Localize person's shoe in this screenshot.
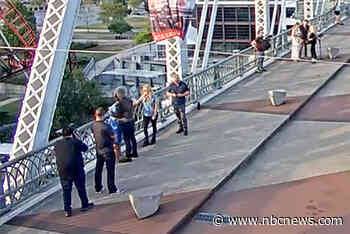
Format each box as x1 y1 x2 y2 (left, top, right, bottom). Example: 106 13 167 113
96 187 105 194
340 22 344 25
150 138 156 145
119 157 132 163
80 202 94 212
256 69 263 73
261 68 267 72
65 210 72 217
183 130 188 136
131 153 138 158
110 188 124 195
176 128 184 134
311 58 317 63
142 141 149 147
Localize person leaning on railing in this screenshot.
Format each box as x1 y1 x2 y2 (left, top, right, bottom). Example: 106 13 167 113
251 28 266 73
134 84 158 147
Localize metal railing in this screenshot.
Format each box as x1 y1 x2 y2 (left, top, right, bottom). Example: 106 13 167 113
0 6 347 215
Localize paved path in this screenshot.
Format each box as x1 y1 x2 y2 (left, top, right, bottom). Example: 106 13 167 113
4 20 350 234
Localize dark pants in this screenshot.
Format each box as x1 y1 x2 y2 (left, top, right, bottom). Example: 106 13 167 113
120 121 138 157
303 42 308 57
60 170 89 212
174 104 188 131
311 42 317 59
256 51 264 70
95 152 117 193
143 114 158 143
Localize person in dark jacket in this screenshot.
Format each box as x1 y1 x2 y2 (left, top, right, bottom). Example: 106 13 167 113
54 126 93 217
299 19 310 58
92 107 120 194
251 28 266 73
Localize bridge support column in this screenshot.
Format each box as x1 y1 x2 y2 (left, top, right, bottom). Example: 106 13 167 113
304 0 314 20
11 0 81 158
255 0 270 36
166 37 187 82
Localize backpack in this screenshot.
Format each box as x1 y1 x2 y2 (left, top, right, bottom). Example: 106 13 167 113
261 39 271 51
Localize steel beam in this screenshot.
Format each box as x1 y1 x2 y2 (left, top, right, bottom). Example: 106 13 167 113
305 0 314 19
255 0 270 36
11 0 81 158
166 37 186 81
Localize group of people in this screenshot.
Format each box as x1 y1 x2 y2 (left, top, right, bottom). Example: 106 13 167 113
291 19 318 63
53 73 190 217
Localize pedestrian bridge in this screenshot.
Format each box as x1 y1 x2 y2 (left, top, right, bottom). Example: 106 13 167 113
2 9 350 234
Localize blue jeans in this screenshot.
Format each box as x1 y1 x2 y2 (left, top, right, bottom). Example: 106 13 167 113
120 121 138 157
60 170 89 212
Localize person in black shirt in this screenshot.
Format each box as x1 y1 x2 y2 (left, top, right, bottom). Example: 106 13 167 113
299 19 310 58
54 126 93 217
308 25 318 63
166 74 190 136
91 107 119 194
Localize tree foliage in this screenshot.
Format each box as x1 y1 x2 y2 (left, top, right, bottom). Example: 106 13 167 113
99 1 128 24
134 24 152 44
1 0 36 47
108 18 132 34
52 69 109 134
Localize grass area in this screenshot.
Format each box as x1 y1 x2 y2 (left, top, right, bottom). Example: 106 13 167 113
126 16 149 29
76 23 108 30
0 100 20 125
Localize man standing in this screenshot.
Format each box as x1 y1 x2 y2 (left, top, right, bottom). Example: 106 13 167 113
167 74 190 136
54 126 93 217
300 19 310 58
92 107 120 194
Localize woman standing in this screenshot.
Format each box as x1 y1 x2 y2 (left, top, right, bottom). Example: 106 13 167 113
291 22 302 62
308 25 318 63
136 84 158 147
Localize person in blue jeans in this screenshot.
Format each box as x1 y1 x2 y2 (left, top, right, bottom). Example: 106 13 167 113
107 101 132 163
114 86 139 159
54 126 94 217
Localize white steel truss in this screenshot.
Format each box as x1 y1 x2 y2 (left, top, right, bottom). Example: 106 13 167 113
166 37 186 81
255 0 270 36
202 0 219 69
304 0 314 20
11 0 81 158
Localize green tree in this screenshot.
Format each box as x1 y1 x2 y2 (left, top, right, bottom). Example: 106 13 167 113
128 0 143 8
99 1 128 24
52 69 109 134
1 0 36 47
108 18 132 34
134 24 152 44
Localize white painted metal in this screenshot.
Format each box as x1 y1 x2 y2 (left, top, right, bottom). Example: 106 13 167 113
278 0 287 34
11 0 81 158
315 0 320 16
304 0 314 19
269 0 279 35
166 37 186 81
191 0 209 73
321 0 326 14
255 0 270 36
202 0 219 69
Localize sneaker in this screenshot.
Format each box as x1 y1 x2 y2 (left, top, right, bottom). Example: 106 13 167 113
119 157 132 163
80 202 94 212
262 68 267 72
176 128 184 134
65 210 72 217
131 153 138 158
96 187 105 194
311 58 317 63
256 69 263 73
110 188 124 195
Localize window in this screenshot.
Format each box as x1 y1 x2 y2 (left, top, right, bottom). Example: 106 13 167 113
286 7 295 18
213 25 223 39
224 7 236 21
237 7 249 22
224 25 237 39
237 25 250 39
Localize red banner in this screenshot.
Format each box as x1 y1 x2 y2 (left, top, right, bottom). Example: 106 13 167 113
148 0 195 42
